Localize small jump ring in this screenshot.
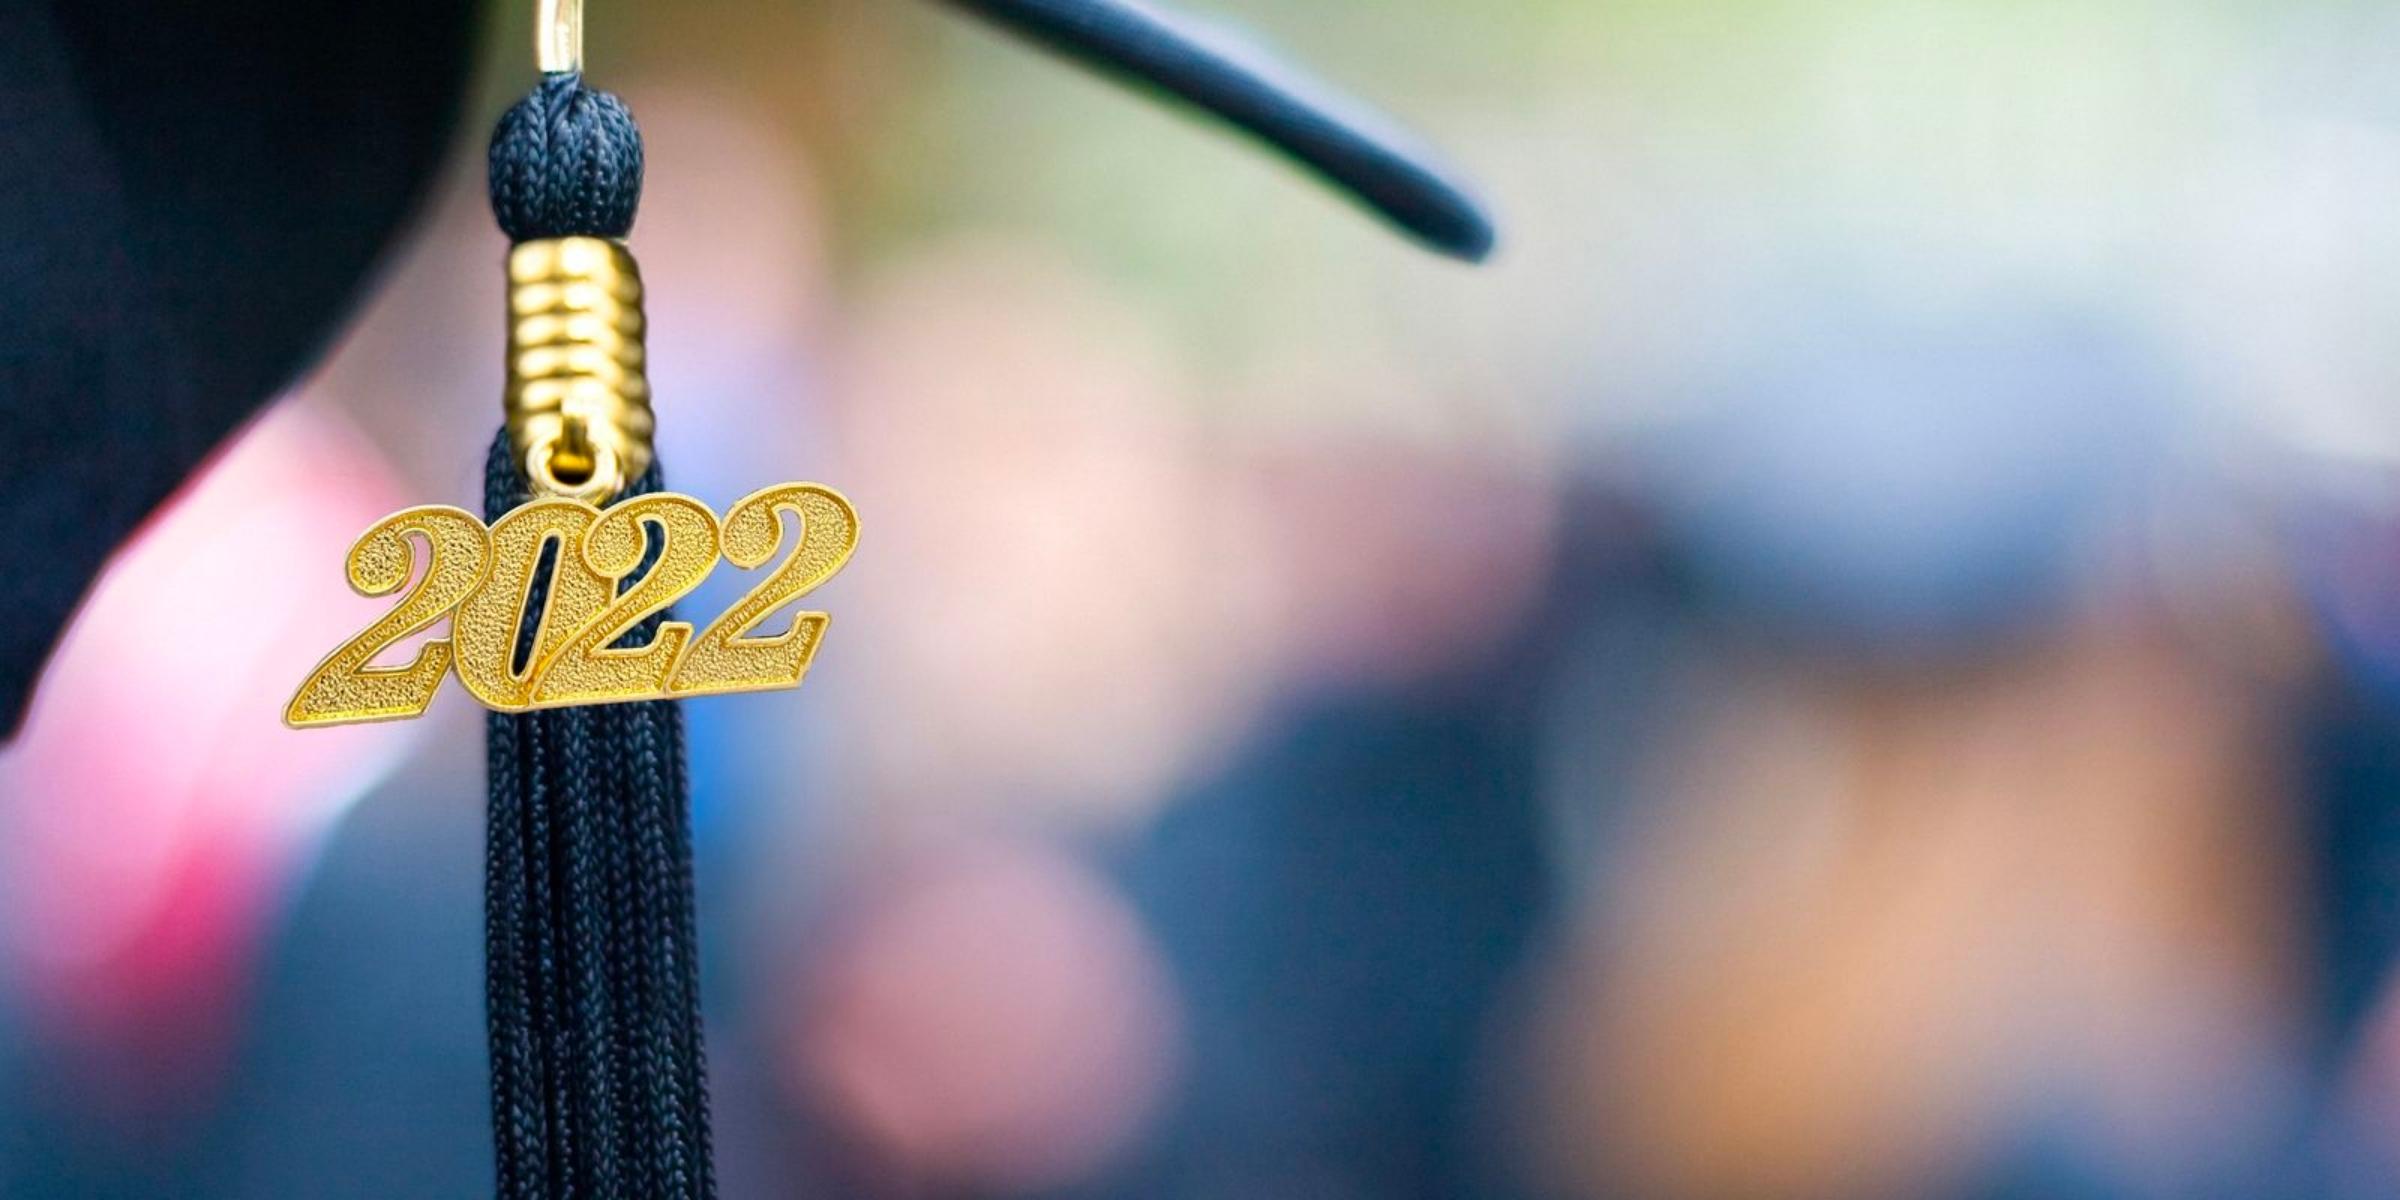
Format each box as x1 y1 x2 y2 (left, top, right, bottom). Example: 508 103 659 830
526 435 622 503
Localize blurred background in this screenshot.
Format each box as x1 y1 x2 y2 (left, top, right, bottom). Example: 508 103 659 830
14 0 2400 1195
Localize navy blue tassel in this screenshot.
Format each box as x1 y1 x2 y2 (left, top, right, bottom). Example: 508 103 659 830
485 74 714 1200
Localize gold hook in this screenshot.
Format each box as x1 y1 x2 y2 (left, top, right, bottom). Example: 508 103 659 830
536 0 583 73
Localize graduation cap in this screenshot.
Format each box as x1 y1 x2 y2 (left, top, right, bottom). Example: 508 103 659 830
0 0 1496 738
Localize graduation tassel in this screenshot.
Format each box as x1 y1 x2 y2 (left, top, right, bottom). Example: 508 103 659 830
285 44 854 1195
481 66 717 1199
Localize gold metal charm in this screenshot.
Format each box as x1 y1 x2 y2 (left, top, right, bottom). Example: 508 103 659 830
285 487 857 728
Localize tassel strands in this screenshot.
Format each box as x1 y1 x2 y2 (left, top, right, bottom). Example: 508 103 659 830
483 72 715 1200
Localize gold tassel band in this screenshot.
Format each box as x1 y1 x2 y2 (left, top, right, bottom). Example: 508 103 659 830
504 236 653 501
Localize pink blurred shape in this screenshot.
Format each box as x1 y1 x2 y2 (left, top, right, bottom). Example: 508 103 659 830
789 838 1183 1191
0 401 420 1112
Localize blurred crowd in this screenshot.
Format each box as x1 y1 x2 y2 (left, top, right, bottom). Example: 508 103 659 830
13 0 2400 1196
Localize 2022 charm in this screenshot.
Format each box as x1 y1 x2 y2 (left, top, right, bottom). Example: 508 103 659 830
285 483 857 728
